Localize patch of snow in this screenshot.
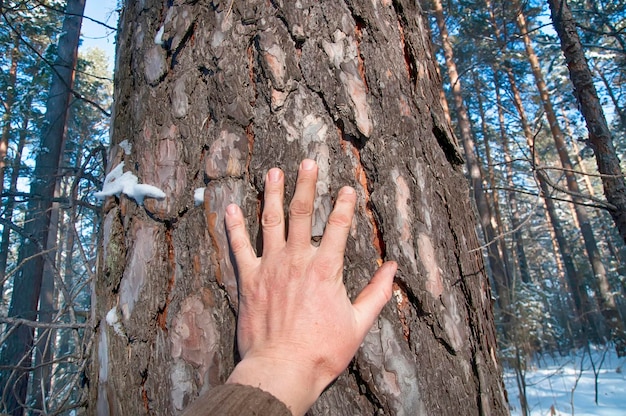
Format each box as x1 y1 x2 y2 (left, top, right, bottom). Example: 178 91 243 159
504 345 626 415
94 162 166 205
118 139 132 155
154 25 165 45
105 307 124 337
194 187 206 206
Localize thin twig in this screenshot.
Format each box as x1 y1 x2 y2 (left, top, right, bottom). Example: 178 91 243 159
0 317 90 329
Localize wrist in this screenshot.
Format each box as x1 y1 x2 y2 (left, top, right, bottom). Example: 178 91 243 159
226 355 326 416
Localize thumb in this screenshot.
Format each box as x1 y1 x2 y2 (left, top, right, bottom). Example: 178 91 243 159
352 261 397 338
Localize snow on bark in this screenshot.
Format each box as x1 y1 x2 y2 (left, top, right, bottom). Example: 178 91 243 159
94 162 166 205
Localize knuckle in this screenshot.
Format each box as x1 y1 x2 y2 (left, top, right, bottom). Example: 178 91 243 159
261 211 283 228
265 184 283 196
226 216 245 232
229 235 250 254
289 199 313 218
327 212 352 229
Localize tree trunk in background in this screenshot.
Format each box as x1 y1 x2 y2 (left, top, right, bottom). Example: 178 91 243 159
504 55 596 332
0 1 85 414
0 106 28 295
493 71 531 285
31 186 61 412
90 1 508 415
548 0 626 246
549 0 626 353
0 33 19 210
514 3 626 354
502 52 599 340
474 75 515 288
485 0 596 341
592 61 626 131
431 0 512 313
566 114 626 278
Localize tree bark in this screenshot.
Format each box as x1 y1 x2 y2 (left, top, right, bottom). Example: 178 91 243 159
90 1 508 415
0 1 85 414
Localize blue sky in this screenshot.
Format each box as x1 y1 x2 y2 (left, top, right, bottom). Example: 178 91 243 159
80 0 119 71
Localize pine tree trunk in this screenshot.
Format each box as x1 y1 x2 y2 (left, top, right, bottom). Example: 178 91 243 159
514 3 626 353
90 1 508 415
31 187 61 411
492 71 531 285
0 1 85 414
0 104 28 295
474 74 515 287
0 33 19 210
548 0 626 354
548 0 626 247
431 0 512 313
501 52 600 340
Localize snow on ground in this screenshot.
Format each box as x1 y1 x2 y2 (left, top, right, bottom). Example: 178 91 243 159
504 346 626 415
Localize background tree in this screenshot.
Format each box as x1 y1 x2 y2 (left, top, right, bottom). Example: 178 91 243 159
90 0 508 414
0 0 86 412
0 1 112 414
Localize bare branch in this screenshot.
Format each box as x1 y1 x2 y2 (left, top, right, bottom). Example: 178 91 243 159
0 317 90 329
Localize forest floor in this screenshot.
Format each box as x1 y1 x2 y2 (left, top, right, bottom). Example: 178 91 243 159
504 345 626 415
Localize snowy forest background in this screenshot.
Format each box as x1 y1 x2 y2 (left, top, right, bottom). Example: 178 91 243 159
0 0 624 414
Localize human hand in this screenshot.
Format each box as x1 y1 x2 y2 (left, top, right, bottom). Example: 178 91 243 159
224 159 396 415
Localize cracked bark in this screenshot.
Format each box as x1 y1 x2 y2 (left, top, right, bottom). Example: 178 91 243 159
90 1 508 415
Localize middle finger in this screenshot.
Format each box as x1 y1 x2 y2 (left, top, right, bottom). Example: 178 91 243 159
287 159 318 249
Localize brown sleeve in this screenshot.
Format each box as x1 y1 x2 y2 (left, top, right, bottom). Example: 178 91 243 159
180 384 293 416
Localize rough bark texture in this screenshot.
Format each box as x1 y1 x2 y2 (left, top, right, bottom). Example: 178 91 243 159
91 1 508 415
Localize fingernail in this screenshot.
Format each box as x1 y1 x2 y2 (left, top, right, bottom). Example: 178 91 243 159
226 204 238 216
341 186 355 195
268 168 281 183
301 159 316 170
